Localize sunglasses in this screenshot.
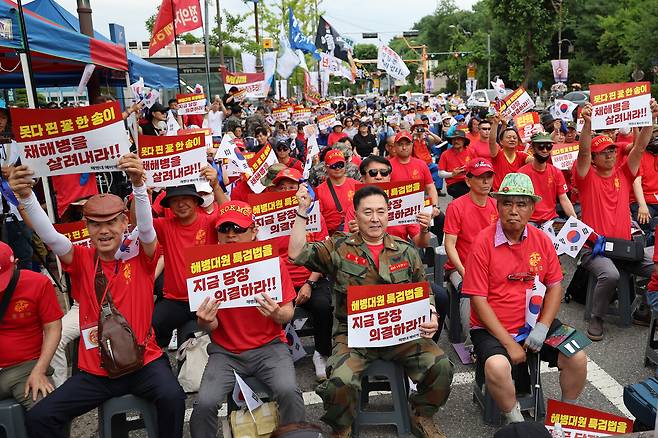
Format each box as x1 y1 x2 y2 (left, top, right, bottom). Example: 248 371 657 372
367 168 391 177
276 145 290 151
217 223 251 234
534 144 553 151
328 162 345 170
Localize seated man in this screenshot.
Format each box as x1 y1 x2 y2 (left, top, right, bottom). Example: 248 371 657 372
190 201 304 437
0 242 62 409
289 185 454 438
12 155 186 438
463 173 587 423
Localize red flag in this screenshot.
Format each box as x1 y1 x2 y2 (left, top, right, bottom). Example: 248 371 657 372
149 0 203 56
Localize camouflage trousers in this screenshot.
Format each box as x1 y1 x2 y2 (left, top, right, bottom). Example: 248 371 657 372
316 334 454 430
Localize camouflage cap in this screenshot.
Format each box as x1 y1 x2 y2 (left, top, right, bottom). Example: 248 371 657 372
259 162 288 188
530 132 554 143
490 173 541 202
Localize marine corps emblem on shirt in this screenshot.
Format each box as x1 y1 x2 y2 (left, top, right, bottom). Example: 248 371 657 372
412 169 419 178
13 299 29 313
529 252 542 272
195 229 207 245
614 177 620 191
122 264 132 283
347 190 354 201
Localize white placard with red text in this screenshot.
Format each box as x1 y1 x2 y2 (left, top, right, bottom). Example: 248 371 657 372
550 143 580 171
184 241 282 311
590 82 652 130
176 93 207 115
248 190 321 240
11 102 130 177
348 282 430 348
138 133 207 187
496 86 535 120
356 180 424 226
246 144 278 194
317 113 337 131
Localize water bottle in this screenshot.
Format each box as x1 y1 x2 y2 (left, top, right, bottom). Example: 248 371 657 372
552 423 565 438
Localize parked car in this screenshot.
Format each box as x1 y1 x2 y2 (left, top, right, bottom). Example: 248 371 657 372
466 88 514 109
542 90 590 125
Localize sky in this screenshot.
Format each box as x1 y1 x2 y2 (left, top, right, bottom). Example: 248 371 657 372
53 0 479 46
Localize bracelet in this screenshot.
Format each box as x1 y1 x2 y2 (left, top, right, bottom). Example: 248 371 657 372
296 211 308 221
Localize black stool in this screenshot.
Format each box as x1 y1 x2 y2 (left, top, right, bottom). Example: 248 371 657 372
98 394 158 438
0 399 27 438
645 309 658 367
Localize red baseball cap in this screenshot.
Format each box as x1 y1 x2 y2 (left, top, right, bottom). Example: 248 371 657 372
395 131 413 143
325 149 345 166
0 242 15 291
272 167 302 185
591 135 618 153
214 201 255 229
466 158 495 176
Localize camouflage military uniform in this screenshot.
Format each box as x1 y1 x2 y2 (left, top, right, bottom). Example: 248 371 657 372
293 232 454 431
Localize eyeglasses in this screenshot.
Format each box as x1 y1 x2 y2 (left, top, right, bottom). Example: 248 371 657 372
507 272 535 282
367 168 391 177
534 144 553 151
328 161 345 170
217 223 251 234
276 145 290 151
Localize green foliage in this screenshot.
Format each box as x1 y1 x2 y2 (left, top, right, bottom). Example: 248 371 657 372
590 63 631 84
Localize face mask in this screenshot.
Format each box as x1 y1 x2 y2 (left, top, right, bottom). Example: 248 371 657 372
647 139 658 154
533 153 551 164
201 193 214 208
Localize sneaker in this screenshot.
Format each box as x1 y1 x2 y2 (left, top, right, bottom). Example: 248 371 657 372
411 415 446 438
331 426 351 438
587 317 604 341
313 350 327 381
633 305 651 327
168 329 178 351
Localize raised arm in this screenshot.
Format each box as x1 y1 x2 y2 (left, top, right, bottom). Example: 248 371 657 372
575 104 593 178
627 98 658 176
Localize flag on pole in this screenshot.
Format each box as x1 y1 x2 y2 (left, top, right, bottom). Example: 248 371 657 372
550 99 579 122
149 0 203 56
288 7 320 60
491 77 508 100
276 24 300 79
315 17 351 63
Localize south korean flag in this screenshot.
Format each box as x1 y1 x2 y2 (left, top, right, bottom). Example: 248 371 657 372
554 216 594 258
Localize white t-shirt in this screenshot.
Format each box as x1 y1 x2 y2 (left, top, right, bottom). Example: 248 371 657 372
203 110 225 136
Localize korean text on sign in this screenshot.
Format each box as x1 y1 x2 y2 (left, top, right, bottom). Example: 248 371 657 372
184 240 282 311
11 101 130 177
496 87 535 119
54 221 91 248
544 399 632 437
347 282 430 348
356 180 424 227
249 190 321 240
590 82 652 130
138 133 208 187
176 93 207 115
246 144 278 194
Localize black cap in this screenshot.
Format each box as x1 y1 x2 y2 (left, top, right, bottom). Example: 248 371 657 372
150 102 169 114
159 185 204 208
447 130 471 146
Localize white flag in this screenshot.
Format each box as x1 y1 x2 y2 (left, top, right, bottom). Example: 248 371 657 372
130 77 145 101
553 216 594 258
126 113 139 148
377 45 410 81
491 77 507 100
233 370 263 421
296 49 309 72
303 135 320 180
551 99 578 122
276 25 300 79
262 51 277 93
241 53 257 73
76 64 96 96
114 227 140 261
166 110 180 135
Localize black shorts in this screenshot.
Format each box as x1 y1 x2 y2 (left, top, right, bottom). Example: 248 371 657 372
470 318 564 370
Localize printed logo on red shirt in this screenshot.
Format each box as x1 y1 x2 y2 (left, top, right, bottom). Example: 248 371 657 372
122 264 132 283
195 229 207 245
13 300 30 313
529 252 543 273
347 190 354 201
345 253 368 266
614 177 620 191
389 261 409 272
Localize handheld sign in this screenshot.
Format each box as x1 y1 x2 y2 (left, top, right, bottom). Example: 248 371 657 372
248 190 321 240
355 180 424 227
138 133 207 187
544 399 632 436
590 81 652 130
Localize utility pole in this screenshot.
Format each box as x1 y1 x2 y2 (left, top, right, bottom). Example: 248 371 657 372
552 0 563 60
251 0 262 72
204 0 212 97
487 32 491 88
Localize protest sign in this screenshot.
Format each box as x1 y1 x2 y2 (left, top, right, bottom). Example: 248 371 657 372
54 221 90 247
138 132 207 187
303 135 320 179
553 216 594 258
550 143 580 170
272 107 290 122
292 106 312 124
178 127 213 148
317 113 337 131
347 282 430 348
545 399 632 436
176 93 207 116
513 112 543 144
248 190 321 240
590 81 652 130
356 180 424 226
495 86 535 119
233 89 247 103
377 45 410 81
184 240 282 311
11 101 130 177
246 144 278 194
221 67 267 98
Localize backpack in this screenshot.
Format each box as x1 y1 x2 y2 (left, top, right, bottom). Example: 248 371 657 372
564 265 589 304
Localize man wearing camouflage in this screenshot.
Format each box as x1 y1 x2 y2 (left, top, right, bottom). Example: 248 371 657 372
289 184 454 438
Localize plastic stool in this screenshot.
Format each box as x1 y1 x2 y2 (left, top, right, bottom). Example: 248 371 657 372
645 310 658 367
584 270 634 327
292 306 315 339
352 360 411 437
0 399 27 438
98 394 158 438
227 376 273 413
472 353 545 425
445 281 463 344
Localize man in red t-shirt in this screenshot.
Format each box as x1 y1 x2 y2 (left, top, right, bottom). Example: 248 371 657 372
152 168 226 348
469 119 495 159
190 201 304 435
462 173 587 424
274 139 304 172
575 102 658 341
315 149 359 235
0 242 62 410
518 132 576 225
12 154 186 438
631 128 658 242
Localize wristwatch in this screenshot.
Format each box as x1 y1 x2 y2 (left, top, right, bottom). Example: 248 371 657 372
304 280 317 289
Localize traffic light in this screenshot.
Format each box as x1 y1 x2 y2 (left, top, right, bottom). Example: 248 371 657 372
362 33 378 39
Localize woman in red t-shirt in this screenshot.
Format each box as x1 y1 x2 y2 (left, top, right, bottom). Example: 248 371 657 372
489 114 533 190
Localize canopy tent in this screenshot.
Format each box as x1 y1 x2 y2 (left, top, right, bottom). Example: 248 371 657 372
24 0 178 89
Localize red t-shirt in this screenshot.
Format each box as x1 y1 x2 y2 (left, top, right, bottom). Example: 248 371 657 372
211 258 296 354
0 270 63 368
491 150 529 191
636 152 658 205
183 114 204 128
52 173 98 218
316 178 359 234
284 157 304 172
367 243 385 269
443 194 498 271
462 223 563 333
389 156 433 186
328 132 348 146
518 163 568 222
576 160 635 240
275 217 329 289
470 138 497 159
154 212 220 300
438 147 474 186
230 179 254 203
63 245 163 376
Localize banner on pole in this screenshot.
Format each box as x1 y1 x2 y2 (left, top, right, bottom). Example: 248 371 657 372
551 59 569 83
149 0 202 56
221 67 267 98
544 399 632 436
377 45 410 81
